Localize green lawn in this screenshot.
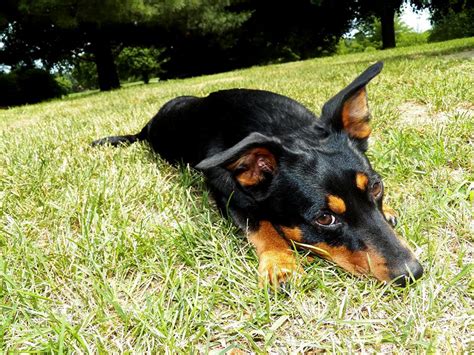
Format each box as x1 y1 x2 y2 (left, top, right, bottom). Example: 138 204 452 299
1 38 473 353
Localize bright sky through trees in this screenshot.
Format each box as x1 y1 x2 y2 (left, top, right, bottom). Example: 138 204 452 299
400 4 431 32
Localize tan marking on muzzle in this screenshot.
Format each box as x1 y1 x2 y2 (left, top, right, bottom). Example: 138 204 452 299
294 241 391 282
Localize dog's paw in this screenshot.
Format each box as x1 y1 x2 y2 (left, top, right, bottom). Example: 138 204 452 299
383 205 398 227
258 250 304 289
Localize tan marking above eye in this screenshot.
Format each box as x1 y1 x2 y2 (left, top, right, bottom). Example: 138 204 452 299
356 172 369 191
327 195 346 214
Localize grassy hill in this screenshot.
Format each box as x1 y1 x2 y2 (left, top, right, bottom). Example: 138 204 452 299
1 38 473 352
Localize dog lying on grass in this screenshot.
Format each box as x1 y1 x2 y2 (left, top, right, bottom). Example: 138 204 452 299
93 62 423 288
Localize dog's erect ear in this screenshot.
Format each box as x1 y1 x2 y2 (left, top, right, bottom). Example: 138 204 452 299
321 62 383 148
196 132 281 187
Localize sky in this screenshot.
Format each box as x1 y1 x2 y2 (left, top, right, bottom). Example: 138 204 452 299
400 4 432 32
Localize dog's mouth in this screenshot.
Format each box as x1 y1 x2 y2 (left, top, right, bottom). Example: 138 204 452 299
292 240 423 285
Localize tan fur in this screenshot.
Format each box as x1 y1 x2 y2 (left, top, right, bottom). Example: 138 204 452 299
249 221 303 287
356 172 369 191
281 226 303 242
327 195 347 214
312 243 391 281
382 204 396 220
227 147 276 186
342 88 372 139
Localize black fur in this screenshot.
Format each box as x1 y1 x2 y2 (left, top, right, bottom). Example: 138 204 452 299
93 62 423 286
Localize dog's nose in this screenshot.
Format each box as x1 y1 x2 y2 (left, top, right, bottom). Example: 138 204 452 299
391 260 424 287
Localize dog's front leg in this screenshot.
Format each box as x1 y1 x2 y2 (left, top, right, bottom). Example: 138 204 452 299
383 204 398 227
248 221 304 288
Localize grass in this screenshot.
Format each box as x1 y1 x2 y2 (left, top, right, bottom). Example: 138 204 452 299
1 37 473 353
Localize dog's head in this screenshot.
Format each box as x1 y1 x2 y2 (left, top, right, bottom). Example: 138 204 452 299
197 62 423 286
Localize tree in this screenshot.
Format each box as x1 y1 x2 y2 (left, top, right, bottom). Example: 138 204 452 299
70 55 98 91
337 15 428 54
222 0 357 67
353 0 426 49
1 0 152 90
429 9 474 41
117 47 167 84
157 0 357 78
428 0 474 41
428 0 472 21
0 0 248 91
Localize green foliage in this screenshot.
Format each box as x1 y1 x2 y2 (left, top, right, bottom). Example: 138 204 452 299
337 16 428 54
71 56 99 91
22 0 158 28
54 74 74 94
428 0 472 21
349 1 427 49
117 47 167 84
397 30 430 47
1 0 250 91
0 68 65 106
429 8 474 42
18 0 250 35
155 0 250 35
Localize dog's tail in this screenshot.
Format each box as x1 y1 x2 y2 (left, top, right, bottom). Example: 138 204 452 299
91 125 148 147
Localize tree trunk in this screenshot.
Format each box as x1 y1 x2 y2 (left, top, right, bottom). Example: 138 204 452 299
380 6 396 49
91 32 120 91
143 72 150 84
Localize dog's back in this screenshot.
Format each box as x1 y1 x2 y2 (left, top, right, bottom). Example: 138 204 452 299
93 89 316 166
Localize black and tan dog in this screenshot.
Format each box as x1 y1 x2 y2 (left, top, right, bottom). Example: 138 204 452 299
93 62 423 287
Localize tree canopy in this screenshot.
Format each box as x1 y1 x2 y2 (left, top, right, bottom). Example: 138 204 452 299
0 0 472 102
0 0 249 90
162 0 357 78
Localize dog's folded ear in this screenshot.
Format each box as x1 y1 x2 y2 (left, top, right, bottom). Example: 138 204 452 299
196 132 281 187
321 61 383 150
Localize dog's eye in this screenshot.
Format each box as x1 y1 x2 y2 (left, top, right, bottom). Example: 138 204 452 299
372 181 383 198
315 213 336 226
